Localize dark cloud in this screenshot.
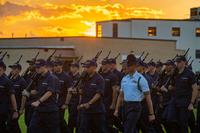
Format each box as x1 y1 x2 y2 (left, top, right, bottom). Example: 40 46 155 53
0 1 33 17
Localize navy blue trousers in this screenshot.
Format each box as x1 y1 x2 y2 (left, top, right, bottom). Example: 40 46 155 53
124 102 142 133
79 113 106 133
175 107 190 133
0 113 9 133
28 111 60 133
7 112 21 133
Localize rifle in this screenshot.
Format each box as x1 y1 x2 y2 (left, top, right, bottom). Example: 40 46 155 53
46 50 56 62
23 52 40 78
105 50 111 59
76 56 83 64
20 52 41 113
172 54 178 62
138 51 145 61
15 55 23 64
188 60 194 68
162 48 190 88
0 52 7 61
26 52 40 64
149 58 153 63
142 52 149 62
93 50 102 62
114 53 120 60
186 56 192 64
184 48 190 57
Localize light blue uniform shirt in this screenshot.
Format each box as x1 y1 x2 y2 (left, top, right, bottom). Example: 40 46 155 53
121 71 150 102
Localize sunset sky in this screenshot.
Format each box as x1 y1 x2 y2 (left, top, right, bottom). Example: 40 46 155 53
0 0 200 38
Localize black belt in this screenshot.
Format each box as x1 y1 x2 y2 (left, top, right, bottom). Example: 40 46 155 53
124 101 141 104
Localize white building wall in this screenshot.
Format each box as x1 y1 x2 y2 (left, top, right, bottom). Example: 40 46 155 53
98 19 200 71
118 21 131 38
100 22 113 37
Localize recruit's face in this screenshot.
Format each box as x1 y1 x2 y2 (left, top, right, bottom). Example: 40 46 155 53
101 64 110 72
176 61 185 70
111 63 116 69
86 66 96 74
36 66 45 74
11 68 21 75
70 66 78 73
156 66 162 73
128 64 136 73
54 65 63 73
148 66 156 73
0 67 5 76
47 66 54 73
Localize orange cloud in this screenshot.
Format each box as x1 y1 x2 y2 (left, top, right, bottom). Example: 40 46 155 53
0 1 165 37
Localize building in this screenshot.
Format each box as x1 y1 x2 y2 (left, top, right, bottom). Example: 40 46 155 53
96 7 200 71
1 7 200 73
0 36 183 74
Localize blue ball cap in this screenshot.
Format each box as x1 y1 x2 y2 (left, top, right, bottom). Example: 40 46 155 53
46 61 54 67
164 60 175 66
81 60 97 68
148 61 156 67
34 59 47 68
175 55 186 62
108 58 116 64
156 61 163 67
71 62 80 68
54 60 64 66
9 63 22 70
101 58 110 65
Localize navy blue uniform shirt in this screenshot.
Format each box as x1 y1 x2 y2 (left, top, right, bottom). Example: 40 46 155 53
10 75 27 109
35 72 59 112
0 74 14 113
80 72 105 114
54 72 72 106
69 72 80 105
100 71 118 110
173 68 196 107
145 72 159 89
113 69 123 83
24 73 41 106
159 74 174 106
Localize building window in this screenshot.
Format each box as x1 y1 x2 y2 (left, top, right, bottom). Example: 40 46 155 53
148 27 157 36
196 28 200 37
191 8 198 16
113 23 118 38
96 24 102 37
196 50 200 59
60 37 64 41
172 27 180 36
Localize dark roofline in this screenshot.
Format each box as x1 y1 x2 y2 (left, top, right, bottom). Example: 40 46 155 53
0 36 177 42
0 36 95 40
96 18 200 23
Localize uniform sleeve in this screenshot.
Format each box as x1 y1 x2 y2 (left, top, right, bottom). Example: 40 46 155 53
7 79 15 94
47 76 56 93
111 74 118 87
139 76 150 93
21 78 28 90
189 71 197 86
96 76 105 95
120 78 125 92
65 74 73 89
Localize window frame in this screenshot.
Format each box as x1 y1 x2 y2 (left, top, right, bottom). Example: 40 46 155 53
171 27 181 37
148 27 157 37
